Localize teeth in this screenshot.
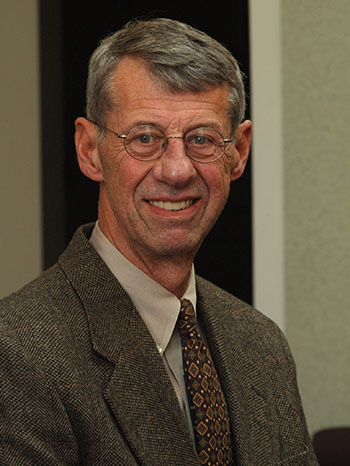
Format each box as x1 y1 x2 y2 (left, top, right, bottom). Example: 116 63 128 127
149 200 194 211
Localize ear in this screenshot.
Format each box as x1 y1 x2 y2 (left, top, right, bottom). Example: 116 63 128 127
230 120 252 182
74 117 104 182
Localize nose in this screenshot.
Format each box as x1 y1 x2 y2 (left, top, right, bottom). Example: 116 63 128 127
152 137 197 187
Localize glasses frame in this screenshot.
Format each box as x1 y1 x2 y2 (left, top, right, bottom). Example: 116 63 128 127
89 120 233 164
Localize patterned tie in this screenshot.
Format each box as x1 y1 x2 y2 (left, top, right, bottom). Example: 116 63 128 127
177 299 234 465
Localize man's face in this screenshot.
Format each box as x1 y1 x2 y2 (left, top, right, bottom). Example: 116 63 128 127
77 57 250 266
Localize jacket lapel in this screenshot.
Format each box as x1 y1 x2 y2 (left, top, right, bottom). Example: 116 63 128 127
59 225 200 465
196 280 276 465
86 295 199 465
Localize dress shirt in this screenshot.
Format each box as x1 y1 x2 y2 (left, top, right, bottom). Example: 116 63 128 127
90 222 197 438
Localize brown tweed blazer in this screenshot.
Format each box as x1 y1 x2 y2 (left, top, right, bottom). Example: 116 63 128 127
0 224 318 465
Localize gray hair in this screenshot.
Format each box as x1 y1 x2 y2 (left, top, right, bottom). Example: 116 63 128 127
86 18 246 133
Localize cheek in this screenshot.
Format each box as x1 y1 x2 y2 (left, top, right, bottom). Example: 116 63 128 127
200 164 232 208
101 151 152 205
98 150 128 202
222 149 237 171
215 176 231 207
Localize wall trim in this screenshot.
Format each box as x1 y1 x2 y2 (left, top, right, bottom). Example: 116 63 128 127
249 0 285 330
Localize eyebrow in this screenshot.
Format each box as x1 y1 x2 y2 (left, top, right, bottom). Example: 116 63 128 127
125 120 226 134
186 121 224 133
127 120 161 129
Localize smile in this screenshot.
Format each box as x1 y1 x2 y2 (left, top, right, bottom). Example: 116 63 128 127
148 200 195 211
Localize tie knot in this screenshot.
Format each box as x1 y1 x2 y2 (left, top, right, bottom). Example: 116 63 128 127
177 299 197 338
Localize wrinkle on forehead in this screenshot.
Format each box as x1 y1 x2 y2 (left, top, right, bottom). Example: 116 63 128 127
108 56 231 125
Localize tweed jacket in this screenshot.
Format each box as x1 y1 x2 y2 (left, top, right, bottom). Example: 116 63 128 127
0 224 318 465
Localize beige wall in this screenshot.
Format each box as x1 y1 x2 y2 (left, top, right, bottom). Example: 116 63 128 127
0 0 42 298
251 0 350 435
282 0 350 434
250 0 285 330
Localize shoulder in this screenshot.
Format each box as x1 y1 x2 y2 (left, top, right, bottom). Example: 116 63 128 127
0 223 95 330
0 264 74 358
0 264 66 321
196 275 292 367
196 275 279 331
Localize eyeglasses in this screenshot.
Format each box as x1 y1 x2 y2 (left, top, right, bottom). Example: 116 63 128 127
89 121 232 163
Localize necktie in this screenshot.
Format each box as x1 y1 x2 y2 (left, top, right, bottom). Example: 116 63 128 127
177 299 233 465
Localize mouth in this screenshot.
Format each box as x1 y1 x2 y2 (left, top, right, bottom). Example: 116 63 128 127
148 199 195 211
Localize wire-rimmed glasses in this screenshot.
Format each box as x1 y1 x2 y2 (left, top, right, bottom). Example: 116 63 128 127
89 121 232 163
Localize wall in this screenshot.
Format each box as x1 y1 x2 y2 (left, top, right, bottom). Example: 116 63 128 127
251 0 350 435
250 0 285 330
282 0 350 434
0 0 42 299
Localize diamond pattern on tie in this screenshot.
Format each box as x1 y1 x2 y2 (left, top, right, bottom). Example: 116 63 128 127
177 299 233 465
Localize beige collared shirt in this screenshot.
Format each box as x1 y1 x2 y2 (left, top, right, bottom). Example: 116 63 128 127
90 222 196 437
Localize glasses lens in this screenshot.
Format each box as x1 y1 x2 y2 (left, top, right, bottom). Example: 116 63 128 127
125 125 164 160
185 128 225 162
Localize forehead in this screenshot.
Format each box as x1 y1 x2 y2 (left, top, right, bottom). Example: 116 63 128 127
109 57 231 130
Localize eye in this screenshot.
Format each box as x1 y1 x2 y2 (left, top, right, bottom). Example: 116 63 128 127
137 133 155 144
192 135 209 145
186 131 215 147
127 126 163 145
185 128 225 161
125 125 164 159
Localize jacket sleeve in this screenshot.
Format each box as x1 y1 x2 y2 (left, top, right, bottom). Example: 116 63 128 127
0 317 79 466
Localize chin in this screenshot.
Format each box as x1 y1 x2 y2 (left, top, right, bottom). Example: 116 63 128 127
149 235 202 258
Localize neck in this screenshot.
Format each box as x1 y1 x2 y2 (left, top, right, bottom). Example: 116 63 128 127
137 256 193 298
98 220 194 299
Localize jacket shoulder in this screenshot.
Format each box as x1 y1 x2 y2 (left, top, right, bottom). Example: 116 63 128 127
0 263 71 325
0 223 96 328
196 275 279 330
196 275 292 367
0 261 86 375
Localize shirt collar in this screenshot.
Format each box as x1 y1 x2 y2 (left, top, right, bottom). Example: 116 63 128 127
90 222 197 354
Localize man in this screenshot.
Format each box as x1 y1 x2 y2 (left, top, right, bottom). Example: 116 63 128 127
0 18 318 465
